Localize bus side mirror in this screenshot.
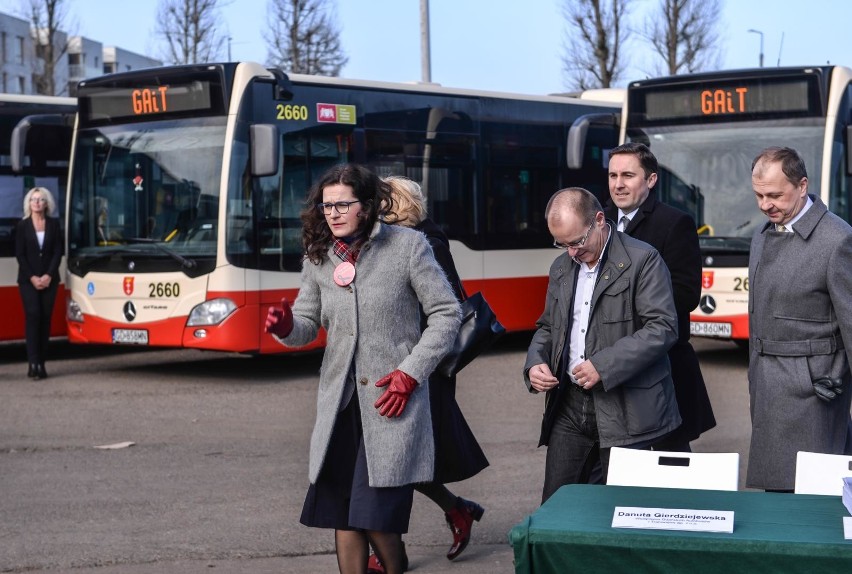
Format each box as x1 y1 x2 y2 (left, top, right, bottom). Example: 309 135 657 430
10 119 29 172
566 113 619 170
250 124 279 177
847 125 852 176
11 113 74 173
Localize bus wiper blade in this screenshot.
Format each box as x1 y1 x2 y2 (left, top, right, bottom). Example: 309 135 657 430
125 237 197 269
698 236 751 253
71 250 116 272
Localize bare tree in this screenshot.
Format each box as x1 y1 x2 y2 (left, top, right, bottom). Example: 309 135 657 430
562 0 632 90
642 0 721 75
265 0 348 76
26 0 72 95
155 0 226 65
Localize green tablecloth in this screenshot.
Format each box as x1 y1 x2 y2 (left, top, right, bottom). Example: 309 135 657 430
509 484 852 573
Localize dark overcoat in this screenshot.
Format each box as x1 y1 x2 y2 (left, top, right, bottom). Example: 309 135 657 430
606 194 716 442
747 195 852 490
416 218 489 483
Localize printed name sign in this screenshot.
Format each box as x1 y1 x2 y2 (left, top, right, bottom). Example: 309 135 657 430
612 506 734 533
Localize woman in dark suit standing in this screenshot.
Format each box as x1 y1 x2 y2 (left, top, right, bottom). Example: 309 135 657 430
16 187 63 379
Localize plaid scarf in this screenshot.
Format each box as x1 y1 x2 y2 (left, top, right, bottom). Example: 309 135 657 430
332 238 360 264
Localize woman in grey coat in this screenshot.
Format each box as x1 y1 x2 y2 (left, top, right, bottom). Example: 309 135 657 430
265 164 461 574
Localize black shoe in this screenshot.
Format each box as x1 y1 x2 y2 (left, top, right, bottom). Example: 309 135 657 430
27 363 37 378
36 363 48 379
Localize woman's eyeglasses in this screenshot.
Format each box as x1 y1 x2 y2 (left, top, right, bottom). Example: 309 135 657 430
30 197 46 203
316 200 360 215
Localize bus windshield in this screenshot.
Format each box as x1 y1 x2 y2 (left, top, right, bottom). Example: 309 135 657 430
628 118 824 250
68 116 226 268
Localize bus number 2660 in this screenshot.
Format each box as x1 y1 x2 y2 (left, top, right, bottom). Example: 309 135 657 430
149 282 180 297
276 104 309 121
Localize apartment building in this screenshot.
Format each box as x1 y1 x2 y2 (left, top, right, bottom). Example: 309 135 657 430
0 10 161 96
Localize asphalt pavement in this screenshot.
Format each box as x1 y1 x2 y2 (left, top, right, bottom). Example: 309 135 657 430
0 335 750 573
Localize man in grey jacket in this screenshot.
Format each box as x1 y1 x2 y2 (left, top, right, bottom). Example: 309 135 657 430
747 146 852 491
524 187 681 503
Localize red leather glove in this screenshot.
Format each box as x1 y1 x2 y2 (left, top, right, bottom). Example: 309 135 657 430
264 298 293 338
374 370 418 418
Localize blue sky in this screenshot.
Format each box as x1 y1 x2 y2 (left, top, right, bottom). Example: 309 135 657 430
4 0 851 94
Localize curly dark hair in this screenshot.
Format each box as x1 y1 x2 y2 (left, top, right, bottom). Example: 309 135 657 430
301 164 394 264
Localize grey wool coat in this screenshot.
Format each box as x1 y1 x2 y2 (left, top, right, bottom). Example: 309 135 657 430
524 227 682 448
277 222 461 488
747 194 852 490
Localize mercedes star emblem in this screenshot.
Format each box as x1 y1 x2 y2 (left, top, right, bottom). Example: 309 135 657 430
123 301 137 322
699 294 717 315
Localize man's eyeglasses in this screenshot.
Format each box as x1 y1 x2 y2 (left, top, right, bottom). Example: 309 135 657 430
553 221 594 249
316 200 360 215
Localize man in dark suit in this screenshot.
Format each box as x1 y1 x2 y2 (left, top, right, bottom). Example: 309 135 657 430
604 143 716 451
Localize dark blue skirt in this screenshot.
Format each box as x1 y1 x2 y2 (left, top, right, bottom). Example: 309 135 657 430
299 393 414 533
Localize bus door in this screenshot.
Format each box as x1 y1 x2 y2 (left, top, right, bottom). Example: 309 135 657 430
359 105 479 288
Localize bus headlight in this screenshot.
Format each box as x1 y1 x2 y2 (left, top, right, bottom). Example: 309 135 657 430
67 298 84 323
186 298 237 326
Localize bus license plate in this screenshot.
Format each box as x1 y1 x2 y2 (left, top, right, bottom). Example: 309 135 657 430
690 322 732 338
112 329 149 345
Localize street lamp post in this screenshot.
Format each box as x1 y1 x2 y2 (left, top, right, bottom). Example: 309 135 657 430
420 0 431 83
748 29 764 68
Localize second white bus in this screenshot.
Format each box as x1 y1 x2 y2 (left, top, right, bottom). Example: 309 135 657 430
620 66 852 343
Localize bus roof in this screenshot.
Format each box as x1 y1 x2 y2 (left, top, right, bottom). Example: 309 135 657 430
628 65 848 88
0 93 76 106
286 71 622 108
81 61 620 110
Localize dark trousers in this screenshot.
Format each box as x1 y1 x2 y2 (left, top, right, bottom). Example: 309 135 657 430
19 281 58 365
652 433 692 453
542 385 612 504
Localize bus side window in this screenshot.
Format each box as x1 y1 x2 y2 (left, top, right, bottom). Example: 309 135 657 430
0 219 15 257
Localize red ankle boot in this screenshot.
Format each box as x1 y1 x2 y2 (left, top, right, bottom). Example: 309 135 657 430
367 541 407 573
444 497 485 560
367 552 385 574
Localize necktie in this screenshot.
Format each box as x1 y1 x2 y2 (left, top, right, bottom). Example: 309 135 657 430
776 224 787 232
619 216 630 232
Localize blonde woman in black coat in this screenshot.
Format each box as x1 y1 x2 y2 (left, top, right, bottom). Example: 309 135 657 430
16 187 64 379
376 176 488 571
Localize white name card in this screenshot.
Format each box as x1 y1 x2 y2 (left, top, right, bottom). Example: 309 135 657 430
844 516 852 540
612 506 734 533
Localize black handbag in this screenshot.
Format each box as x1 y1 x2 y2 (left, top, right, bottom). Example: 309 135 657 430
437 291 506 377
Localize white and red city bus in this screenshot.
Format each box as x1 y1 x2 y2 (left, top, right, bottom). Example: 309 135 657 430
62 62 621 353
0 93 75 342
619 66 852 344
